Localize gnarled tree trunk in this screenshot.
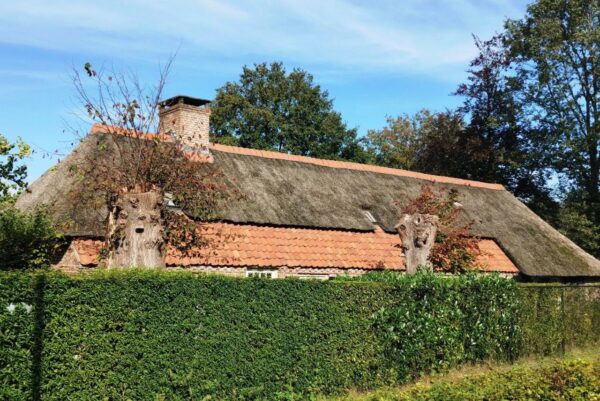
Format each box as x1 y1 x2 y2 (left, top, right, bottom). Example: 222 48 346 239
396 213 438 274
107 191 165 268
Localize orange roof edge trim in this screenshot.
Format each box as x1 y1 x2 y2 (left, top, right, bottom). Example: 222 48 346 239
90 124 504 190
209 143 505 190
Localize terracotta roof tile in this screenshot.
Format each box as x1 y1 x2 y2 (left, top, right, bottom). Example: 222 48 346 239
161 222 518 273
71 239 104 266
163 222 403 270
477 239 519 273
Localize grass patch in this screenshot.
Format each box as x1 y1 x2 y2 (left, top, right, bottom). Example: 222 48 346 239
319 348 600 401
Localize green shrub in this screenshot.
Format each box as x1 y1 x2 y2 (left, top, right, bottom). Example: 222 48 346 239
0 270 598 400
399 358 600 401
518 285 600 356
356 272 520 380
0 206 62 270
323 353 600 401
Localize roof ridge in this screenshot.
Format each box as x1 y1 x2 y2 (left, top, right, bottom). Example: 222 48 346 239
90 124 504 190
210 143 505 190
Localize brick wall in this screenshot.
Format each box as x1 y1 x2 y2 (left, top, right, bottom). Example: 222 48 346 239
181 265 370 278
158 103 211 151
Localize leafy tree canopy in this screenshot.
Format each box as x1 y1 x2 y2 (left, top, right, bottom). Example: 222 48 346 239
210 62 367 162
0 134 30 202
363 109 465 175
505 0 600 222
455 34 558 220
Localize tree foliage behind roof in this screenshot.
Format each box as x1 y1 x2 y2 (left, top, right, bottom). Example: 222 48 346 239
503 0 600 255
505 0 600 209
362 109 465 175
454 34 553 211
210 62 368 162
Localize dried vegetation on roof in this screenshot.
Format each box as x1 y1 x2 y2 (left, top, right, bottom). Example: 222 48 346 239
16 132 600 278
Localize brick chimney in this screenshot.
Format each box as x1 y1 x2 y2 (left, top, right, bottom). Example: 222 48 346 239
158 95 211 153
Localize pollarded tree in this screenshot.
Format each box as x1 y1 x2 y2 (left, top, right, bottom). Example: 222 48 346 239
210 62 367 162
70 61 233 267
399 185 481 273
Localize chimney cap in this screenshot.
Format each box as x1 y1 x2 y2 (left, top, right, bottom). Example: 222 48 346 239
159 95 211 108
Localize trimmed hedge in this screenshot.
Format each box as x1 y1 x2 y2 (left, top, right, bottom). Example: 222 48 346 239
355 272 521 380
2 271 395 400
0 270 598 400
518 284 600 356
323 353 600 401
0 273 35 401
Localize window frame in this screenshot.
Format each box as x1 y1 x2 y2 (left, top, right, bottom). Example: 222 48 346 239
245 269 278 279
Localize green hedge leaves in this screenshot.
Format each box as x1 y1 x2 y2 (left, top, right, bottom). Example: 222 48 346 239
364 272 521 380
0 270 598 400
518 284 600 356
323 353 600 401
2 271 394 400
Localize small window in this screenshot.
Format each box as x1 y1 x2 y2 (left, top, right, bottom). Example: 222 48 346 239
246 269 278 279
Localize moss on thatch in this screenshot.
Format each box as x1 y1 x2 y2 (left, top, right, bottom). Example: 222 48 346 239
16 133 600 278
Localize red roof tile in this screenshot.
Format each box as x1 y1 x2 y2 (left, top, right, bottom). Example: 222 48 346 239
477 239 518 273
163 222 517 273
72 239 104 266
73 223 517 273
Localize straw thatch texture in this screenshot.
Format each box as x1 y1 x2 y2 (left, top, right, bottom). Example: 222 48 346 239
16 133 600 278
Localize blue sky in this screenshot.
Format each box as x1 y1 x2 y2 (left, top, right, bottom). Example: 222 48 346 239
0 0 529 181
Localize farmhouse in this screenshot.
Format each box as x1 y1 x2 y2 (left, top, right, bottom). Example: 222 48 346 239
16 96 600 281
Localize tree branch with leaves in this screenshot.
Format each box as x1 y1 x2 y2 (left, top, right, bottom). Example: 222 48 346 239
399 185 481 273
0 134 30 202
69 60 234 267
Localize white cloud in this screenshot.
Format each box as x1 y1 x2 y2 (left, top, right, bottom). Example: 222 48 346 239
0 0 528 78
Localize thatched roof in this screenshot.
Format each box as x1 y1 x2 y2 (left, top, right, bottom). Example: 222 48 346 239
16 132 600 279
16 135 110 237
